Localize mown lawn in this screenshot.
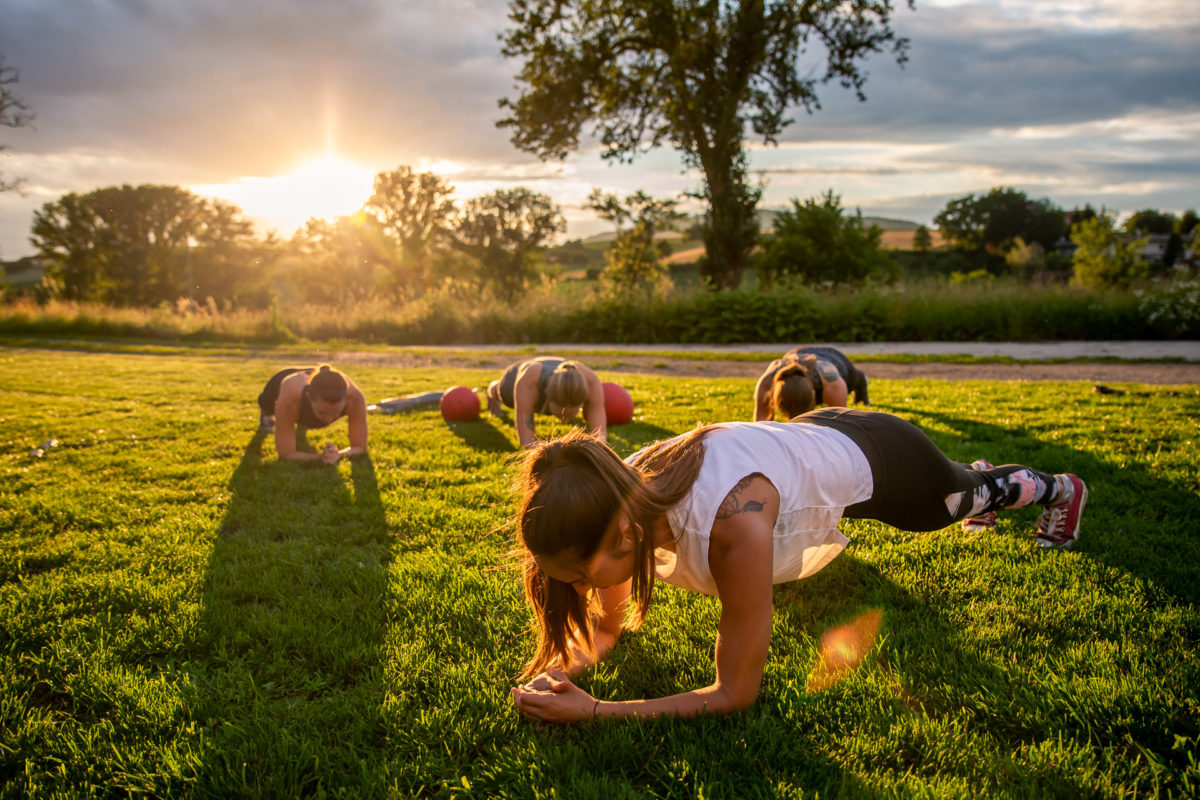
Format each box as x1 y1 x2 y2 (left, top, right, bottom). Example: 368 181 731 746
1 346 1197 799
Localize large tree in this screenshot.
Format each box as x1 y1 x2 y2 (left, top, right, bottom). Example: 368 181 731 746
1124 209 1176 236
499 0 912 289
1 55 34 194
283 214 392 304
451 188 564 301
363 166 456 292
31 184 258 305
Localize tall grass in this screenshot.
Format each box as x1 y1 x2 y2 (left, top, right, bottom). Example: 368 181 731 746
1 278 1195 346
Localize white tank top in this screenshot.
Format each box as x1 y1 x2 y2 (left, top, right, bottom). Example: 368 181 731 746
638 422 874 596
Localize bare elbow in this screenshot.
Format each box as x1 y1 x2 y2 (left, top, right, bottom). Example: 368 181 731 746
730 690 759 713
715 683 761 714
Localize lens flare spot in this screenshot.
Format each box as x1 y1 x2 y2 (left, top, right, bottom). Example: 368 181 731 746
806 608 883 692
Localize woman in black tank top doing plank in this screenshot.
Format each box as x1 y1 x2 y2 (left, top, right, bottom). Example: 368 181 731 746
486 357 607 448
256 364 369 464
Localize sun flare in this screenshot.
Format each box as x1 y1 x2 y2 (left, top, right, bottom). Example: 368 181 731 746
193 155 376 236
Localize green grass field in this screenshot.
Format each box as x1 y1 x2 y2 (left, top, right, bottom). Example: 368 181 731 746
1 347 1198 798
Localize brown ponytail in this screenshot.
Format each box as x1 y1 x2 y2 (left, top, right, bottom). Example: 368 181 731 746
308 364 348 403
544 361 588 408
773 363 815 419
514 426 709 679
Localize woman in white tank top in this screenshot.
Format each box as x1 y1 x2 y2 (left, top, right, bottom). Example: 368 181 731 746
509 409 1087 725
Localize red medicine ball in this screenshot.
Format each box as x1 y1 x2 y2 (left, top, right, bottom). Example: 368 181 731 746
440 386 480 422
602 381 634 425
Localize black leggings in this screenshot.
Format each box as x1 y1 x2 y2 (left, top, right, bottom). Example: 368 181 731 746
794 408 1057 532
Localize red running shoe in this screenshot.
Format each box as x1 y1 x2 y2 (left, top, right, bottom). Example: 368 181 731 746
1036 474 1088 549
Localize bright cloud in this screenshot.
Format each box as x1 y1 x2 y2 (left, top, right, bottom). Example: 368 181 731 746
191 155 376 238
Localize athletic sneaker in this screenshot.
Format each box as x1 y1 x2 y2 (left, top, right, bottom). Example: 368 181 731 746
259 414 275 431
1036 474 1088 549
961 460 997 533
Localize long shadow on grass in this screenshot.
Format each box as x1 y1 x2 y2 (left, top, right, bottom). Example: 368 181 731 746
445 419 517 453
189 430 391 797
902 405 1200 606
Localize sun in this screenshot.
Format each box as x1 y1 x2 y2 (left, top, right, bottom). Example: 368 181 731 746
193 155 376 236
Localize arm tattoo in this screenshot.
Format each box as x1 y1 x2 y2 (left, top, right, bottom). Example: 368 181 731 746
715 475 766 519
816 361 841 384
522 413 535 431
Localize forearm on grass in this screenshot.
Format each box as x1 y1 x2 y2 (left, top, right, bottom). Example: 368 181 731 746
594 682 754 721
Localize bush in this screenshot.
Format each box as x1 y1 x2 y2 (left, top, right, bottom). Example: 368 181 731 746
1071 216 1149 288
1140 278 1200 337
1 279 1189 345
756 192 894 287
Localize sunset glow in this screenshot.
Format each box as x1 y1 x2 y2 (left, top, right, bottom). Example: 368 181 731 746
193 155 376 237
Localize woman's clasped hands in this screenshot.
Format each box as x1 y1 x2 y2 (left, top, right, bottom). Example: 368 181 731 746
511 668 599 725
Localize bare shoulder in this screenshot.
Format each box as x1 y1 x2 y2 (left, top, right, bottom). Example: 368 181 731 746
345 382 368 408
710 474 780 548
278 371 306 399
708 474 778 582
516 359 544 383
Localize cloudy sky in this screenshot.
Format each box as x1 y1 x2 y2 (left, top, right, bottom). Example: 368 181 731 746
1 0 1197 259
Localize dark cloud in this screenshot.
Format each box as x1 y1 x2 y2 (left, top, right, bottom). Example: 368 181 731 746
777 5 1200 142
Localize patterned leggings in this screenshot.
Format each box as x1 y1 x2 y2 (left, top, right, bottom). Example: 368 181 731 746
795 408 1061 532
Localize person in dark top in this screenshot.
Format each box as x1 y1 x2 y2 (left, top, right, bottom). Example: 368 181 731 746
257 364 368 464
753 346 870 421
486 356 607 448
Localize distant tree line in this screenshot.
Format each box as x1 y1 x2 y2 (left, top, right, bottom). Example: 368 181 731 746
22 168 565 307
14 177 1197 307
929 186 1197 288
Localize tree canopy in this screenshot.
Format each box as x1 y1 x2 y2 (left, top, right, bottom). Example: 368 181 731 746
911 224 932 253
283 214 392 305
1070 215 1148 289
588 189 683 296
31 185 260 305
450 188 564 302
1 55 34 194
934 187 1065 253
499 0 912 289
1124 209 1177 236
363 166 456 293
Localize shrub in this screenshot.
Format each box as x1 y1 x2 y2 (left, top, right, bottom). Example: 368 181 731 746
1071 216 1149 288
1140 279 1200 337
598 221 672 300
756 191 893 287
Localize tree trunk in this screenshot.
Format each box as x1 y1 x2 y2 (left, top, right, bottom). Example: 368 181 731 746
700 151 759 290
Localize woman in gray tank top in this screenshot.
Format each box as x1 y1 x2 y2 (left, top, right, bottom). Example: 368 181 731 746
486 356 608 448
